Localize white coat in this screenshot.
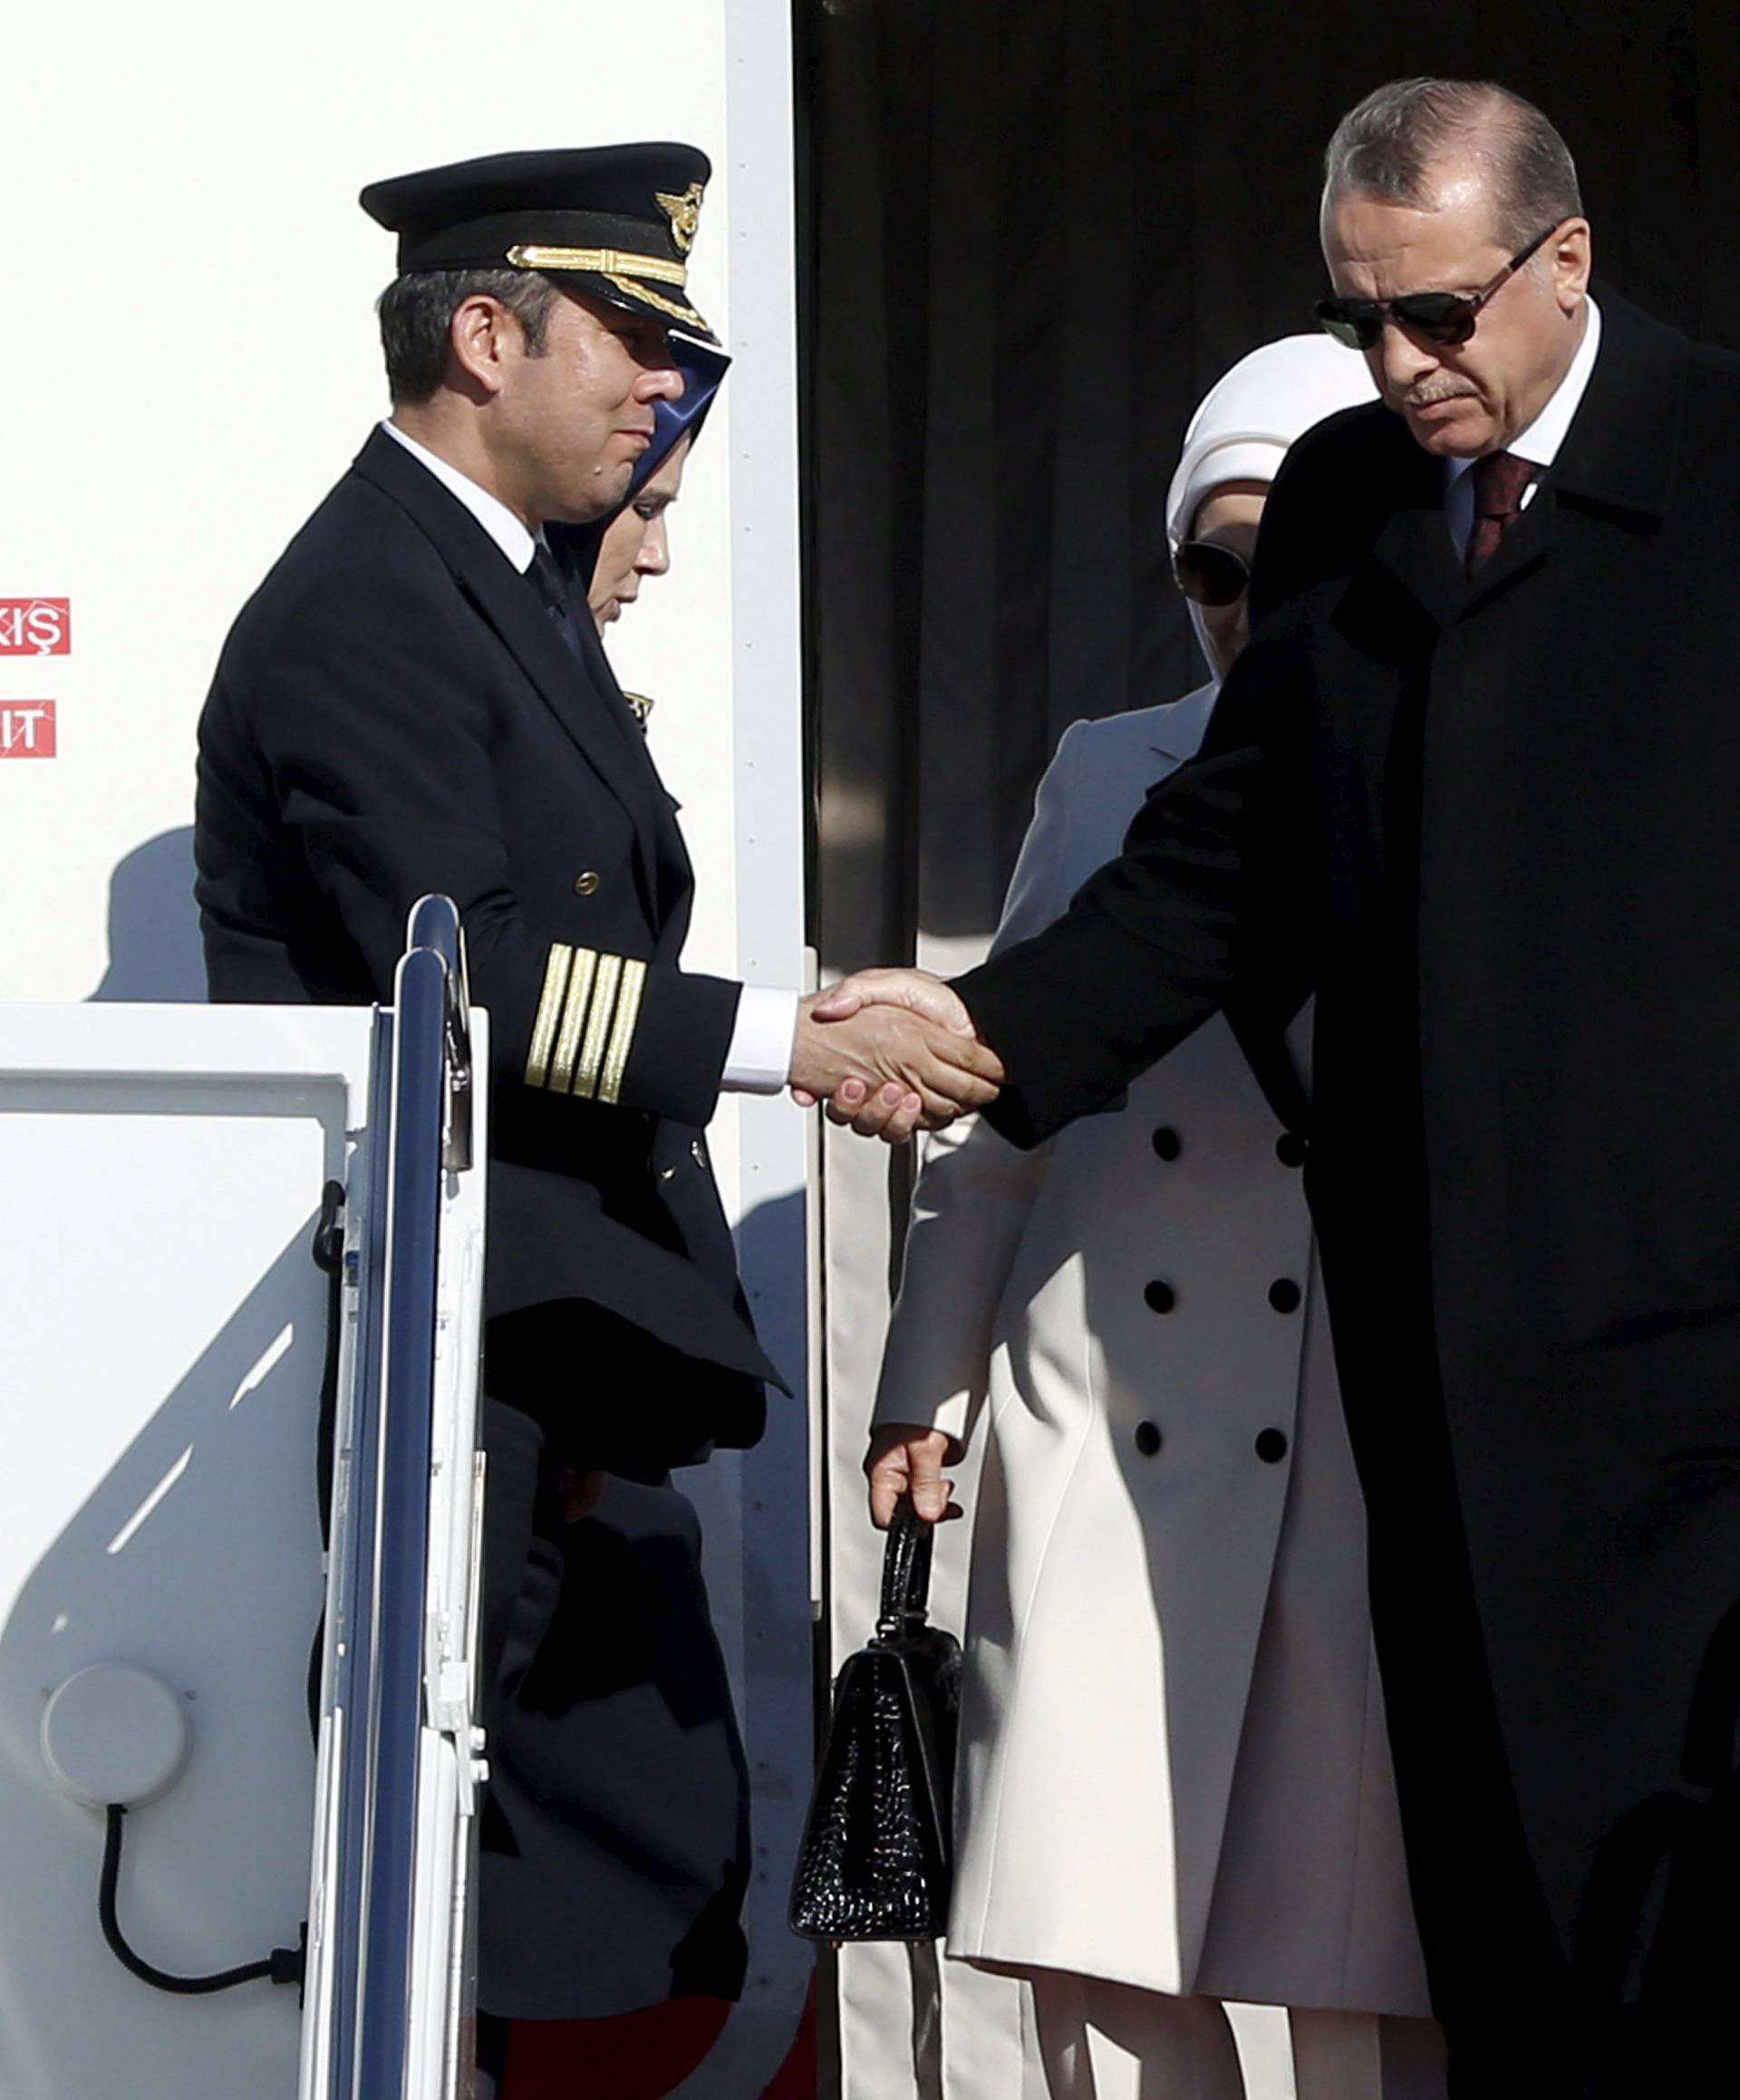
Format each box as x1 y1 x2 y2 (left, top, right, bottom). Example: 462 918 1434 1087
873 689 1432 2018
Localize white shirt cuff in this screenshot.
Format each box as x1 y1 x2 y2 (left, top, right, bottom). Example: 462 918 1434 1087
721 985 800 1094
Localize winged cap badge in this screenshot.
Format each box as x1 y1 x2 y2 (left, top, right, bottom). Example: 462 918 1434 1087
654 180 705 256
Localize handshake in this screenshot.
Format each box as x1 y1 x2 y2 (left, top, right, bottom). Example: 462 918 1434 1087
787 968 1003 1145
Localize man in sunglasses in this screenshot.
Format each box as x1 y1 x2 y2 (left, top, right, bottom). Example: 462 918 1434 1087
817 75 1740 2097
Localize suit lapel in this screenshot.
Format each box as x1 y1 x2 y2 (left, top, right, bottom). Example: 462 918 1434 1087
1367 435 1465 631
353 427 681 921
1378 294 1686 628
1459 295 1685 617
1544 289 1684 523
568 609 696 931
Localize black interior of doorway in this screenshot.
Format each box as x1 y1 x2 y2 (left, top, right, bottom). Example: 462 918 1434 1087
796 1 1740 975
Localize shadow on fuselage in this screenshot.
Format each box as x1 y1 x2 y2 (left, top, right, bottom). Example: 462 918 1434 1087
88 827 206 1003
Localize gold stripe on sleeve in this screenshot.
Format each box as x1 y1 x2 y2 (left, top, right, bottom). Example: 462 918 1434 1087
525 944 574 1089
550 946 599 1095
597 958 647 1107
573 953 624 1100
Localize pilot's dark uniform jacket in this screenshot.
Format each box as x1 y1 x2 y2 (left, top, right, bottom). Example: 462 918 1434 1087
954 291 1740 2096
195 148 778 1480
193 146 772 2031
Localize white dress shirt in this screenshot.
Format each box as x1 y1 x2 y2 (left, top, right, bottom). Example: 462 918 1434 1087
379 421 798 1092
382 417 537 570
1443 296 1602 560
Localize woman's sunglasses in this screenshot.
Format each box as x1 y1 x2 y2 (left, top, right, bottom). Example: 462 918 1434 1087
1315 221 1561 353
1174 540 1250 608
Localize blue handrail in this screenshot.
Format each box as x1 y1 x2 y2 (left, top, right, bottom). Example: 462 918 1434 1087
318 897 471 2100
354 944 445 2096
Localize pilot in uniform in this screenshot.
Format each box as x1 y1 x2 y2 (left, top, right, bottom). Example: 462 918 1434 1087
192 147 792 2070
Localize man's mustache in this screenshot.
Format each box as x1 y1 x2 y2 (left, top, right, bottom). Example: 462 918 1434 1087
1399 382 1479 409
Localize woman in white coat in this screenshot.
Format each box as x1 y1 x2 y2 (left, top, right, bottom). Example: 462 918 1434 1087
868 337 1445 2100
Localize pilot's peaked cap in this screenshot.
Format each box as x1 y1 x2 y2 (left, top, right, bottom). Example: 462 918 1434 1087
361 143 716 344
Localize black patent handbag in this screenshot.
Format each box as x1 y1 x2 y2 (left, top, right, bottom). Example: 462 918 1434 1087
788 1496 962 1941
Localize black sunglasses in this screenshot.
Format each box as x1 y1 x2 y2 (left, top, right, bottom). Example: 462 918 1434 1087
1174 539 1250 608
1315 221 1561 352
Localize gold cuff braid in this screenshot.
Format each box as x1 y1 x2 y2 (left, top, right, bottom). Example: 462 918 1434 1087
549 947 598 1095
524 945 573 1090
525 944 647 1104
573 953 624 1101
599 960 647 1107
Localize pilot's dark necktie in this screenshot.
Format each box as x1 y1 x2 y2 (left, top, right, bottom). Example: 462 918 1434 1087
1465 450 1536 578
527 543 587 660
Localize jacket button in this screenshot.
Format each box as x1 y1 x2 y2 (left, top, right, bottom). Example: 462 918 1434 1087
1144 1280 1176 1314
1134 1421 1163 1457
658 1166 676 1182
1255 1427 1289 1464
574 871 601 895
1150 1127 1182 1162
1276 1132 1308 1167
1268 1279 1302 1313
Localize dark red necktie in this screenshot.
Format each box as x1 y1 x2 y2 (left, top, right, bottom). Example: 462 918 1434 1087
1464 450 1536 578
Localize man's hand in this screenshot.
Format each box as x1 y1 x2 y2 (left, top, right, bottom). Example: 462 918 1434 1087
810 966 977 1036
791 969 1000 1140
865 1421 961 1529
788 995 1003 1145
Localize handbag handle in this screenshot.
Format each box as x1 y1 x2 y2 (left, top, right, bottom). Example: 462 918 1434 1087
876 1495 935 1640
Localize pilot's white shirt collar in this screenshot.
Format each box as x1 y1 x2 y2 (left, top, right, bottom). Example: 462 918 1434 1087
380 419 538 574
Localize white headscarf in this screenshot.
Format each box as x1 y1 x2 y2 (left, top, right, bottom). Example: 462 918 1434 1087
1166 333 1378 551
1165 333 1378 677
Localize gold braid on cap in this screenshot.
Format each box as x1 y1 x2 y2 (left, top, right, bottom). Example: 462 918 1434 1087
505 244 690 285
599 274 710 331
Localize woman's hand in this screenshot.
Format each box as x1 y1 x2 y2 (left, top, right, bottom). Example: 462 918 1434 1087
865 1421 962 1529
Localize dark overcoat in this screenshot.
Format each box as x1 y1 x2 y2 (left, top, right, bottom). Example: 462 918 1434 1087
959 293 1740 2090
196 426 778 1467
